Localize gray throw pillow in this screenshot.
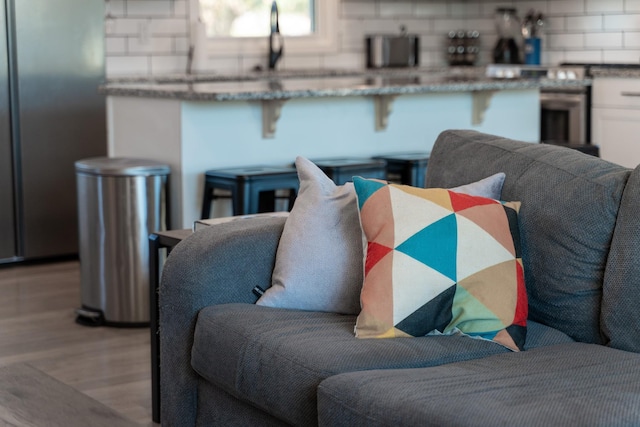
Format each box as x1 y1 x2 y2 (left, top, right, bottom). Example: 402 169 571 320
256 156 506 314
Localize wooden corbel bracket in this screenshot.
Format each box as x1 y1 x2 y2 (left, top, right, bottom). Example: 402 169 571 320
471 91 495 126
374 95 397 132
262 99 288 139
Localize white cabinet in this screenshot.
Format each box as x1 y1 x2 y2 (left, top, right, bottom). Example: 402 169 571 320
592 77 640 168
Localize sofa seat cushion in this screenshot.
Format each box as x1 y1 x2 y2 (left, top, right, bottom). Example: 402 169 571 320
317 342 640 427
191 304 572 426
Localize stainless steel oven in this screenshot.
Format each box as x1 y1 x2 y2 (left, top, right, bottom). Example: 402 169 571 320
540 88 587 143
486 64 590 143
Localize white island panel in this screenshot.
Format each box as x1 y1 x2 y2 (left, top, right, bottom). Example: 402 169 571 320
107 96 183 228
109 89 540 228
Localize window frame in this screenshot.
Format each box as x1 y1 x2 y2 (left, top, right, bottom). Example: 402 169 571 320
190 0 338 56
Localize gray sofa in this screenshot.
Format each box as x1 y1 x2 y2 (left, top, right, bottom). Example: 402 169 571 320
160 130 640 426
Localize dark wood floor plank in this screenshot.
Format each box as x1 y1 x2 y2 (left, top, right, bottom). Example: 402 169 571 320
0 363 140 427
0 261 154 425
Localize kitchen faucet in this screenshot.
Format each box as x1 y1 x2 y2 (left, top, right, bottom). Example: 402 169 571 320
269 1 283 70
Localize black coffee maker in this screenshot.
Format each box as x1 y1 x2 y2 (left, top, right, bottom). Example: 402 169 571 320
493 8 522 64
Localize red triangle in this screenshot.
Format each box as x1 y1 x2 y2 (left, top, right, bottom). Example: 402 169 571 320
365 242 393 275
448 190 497 213
513 261 528 327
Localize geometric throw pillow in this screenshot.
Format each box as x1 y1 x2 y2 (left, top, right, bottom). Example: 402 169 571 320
352 177 528 351
257 155 507 315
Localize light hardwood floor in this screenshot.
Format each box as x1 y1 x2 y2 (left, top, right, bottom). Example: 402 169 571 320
0 260 156 426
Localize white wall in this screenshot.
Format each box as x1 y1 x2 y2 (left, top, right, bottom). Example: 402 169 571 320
104 0 640 77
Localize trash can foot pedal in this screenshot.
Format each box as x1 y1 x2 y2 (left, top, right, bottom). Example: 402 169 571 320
75 307 105 327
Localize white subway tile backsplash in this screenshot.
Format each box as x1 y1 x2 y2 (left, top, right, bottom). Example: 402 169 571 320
566 15 603 31
174 36 190 53
585 32 623 47
604 14 640 30
549 1 585 15
544 50 567 65
421 34 446 50
544 15 566 32
624 31 640 47
105 37 127 54
563 49 603 62
342 2 377 18
399 19 431 34
151 55 188 74
602 49 640 62
173 0 188 16
433 18 467 33
110 18 148 36
479 3 516 16
415 3 448 18
126 1 173 17
586 0 623 13
513 2 548 14
627 0 640 12
149 19 189 35
548 33 585 49
128 36 173 54
107 0 126 17
280 55 323 70
449 2 475 17
363 19 407 34
379 2 414 18
323 51 366 70
104 0 640 78
465 18 496 33
106 55 150 76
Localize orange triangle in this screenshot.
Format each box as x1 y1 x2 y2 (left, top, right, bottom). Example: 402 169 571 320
449 190 497 213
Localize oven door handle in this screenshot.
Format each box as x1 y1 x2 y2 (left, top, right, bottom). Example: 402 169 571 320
621 91 640 97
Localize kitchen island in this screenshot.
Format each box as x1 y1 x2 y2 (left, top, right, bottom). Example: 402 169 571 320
101 67 590 228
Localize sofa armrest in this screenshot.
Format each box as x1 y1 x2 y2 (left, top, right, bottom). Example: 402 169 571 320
159 215 286 427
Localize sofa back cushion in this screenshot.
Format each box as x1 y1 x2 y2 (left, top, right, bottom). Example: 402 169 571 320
426 130 630 344
602 166 640 353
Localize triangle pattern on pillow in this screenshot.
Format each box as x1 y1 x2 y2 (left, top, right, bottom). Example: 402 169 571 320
365 242 393 275
353 176 528 352
391 251 457 325
396 214 458 282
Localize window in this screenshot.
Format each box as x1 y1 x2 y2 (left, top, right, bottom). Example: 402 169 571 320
200 0 314 37
194 0 337 56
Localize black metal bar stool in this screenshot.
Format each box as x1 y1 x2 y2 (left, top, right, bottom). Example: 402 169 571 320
201 166 299 218
373 152 431 187
312 158 387 185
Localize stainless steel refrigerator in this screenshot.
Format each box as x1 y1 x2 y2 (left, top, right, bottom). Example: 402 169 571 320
0 0 106 263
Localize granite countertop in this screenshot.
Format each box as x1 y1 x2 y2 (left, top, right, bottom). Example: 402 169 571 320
100 67 592 102
590 66 640 78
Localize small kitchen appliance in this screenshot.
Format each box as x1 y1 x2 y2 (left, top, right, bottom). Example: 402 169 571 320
493 8 522 64
486 64 590 144
366 26 420 68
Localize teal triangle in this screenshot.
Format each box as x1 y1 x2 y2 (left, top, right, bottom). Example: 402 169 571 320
396 214 457 281
353 176 387 209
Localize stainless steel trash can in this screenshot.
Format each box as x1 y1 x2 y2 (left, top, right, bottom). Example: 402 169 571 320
74 157 170 327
